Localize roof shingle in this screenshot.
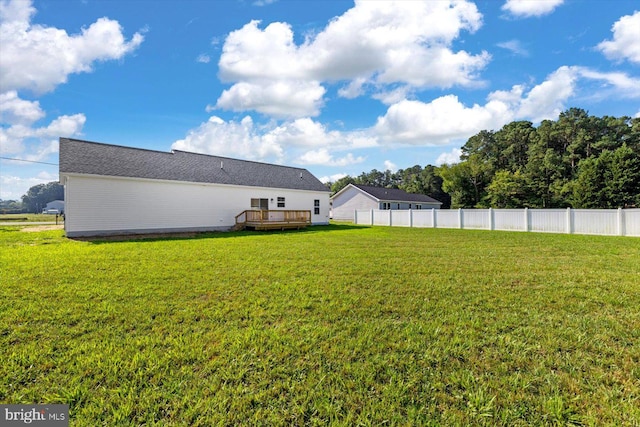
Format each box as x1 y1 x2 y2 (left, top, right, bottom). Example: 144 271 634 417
352 184 442 204
59 138 329 192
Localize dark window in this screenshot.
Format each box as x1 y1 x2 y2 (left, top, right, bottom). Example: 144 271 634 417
277 197 285 208
251 198 268 210
314 199 320 215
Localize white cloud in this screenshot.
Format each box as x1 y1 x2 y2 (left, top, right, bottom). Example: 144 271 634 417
435 148 462 166
172 115 284 162
216 1 488 118
597 11 640 64
0 0 142 175
0 171 57 200
635 110 640 118
0 111 86 157
576 67 640 99
373 95 514 146
296 149 365 167
173 114 376 168
253 0 278 6
318 173 347 184
196 54 210 63
216 80 326 118
496 39 529 57
0 0 144 94
383 160 397 172
0 90 44 125
516 66 578 122
371 65 598 146
502 0 564 18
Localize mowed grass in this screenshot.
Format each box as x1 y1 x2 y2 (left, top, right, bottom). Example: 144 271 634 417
0 213 60 222
1 225 639 426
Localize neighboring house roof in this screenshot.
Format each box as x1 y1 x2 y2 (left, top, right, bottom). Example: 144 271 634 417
333 184 442 204
59 138 329 192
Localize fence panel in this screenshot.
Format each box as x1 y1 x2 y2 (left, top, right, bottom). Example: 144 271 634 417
623 209 640 237
412 210 434 228
573 209 618 236
462 209 490 230
391 210 411 227
355 210 371 225
351 208 638 237
435 210 459 228
373 210 390 226
494 209 526 231
529 209 567 233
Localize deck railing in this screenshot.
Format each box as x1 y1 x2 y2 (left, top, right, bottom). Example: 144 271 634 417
235 210 312 230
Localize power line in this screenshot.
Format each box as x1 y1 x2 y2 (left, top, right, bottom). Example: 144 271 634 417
0 156 58 166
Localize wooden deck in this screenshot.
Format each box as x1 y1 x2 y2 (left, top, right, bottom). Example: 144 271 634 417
234 210 312 231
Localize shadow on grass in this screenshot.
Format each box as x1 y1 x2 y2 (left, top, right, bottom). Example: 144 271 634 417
78 222 370 244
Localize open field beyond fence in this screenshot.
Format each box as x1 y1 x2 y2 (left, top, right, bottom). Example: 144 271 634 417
1 224 639 425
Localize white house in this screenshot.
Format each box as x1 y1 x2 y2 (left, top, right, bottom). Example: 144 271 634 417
43 200 64 214
59 138 330 237
331 184 442 221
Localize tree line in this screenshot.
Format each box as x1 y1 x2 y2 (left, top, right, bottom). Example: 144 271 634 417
0 181 63 214
329 108 640 209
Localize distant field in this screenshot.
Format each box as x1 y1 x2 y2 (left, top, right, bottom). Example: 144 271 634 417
1 225 639 426
0 213 61 222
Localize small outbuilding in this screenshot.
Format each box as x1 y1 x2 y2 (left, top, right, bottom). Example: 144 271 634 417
59 138 330 237
330 183 442 221
42 200 64 214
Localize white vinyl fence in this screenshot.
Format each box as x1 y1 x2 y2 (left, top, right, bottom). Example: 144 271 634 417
353 208 640 237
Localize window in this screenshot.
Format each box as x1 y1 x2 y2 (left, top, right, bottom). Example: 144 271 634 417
277 197 285 208
382 202 390 210
416 204 422 210
251 198 268 210
314 199 320 215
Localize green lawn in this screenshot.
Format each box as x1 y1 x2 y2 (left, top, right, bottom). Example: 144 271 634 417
0 213 61 222
1 225 639 426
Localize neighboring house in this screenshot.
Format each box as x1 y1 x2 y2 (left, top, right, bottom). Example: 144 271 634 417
43 200 64 214
331 184 442 221
59 138 330 237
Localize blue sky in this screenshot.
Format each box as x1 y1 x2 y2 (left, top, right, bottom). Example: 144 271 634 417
1 0 639 200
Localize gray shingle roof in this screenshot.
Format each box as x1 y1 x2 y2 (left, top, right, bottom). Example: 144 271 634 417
59 138 329 192
353 184 442 204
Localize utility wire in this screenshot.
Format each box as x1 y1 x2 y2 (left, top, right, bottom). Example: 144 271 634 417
0 156 58 166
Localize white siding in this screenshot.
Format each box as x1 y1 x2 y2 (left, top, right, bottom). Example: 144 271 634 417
331 187 377 221
63 174 329 236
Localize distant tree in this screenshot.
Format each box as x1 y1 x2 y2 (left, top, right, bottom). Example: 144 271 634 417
21 181 64 213
0 199 24 214
486 170 529 208
330 176 356 195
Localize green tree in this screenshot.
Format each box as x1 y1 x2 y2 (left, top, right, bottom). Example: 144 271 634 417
486 170 530 208
330 176 356 195
21 181 64 213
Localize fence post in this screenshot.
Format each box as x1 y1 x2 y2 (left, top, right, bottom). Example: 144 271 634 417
459 209 463 229
618 208 624 236
354 210 358 224
432 208 437 228
389 210 393 227
566 207 573 234
524 207 529 232
489 208 494 231
370 209 374 226
409 209 413 228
